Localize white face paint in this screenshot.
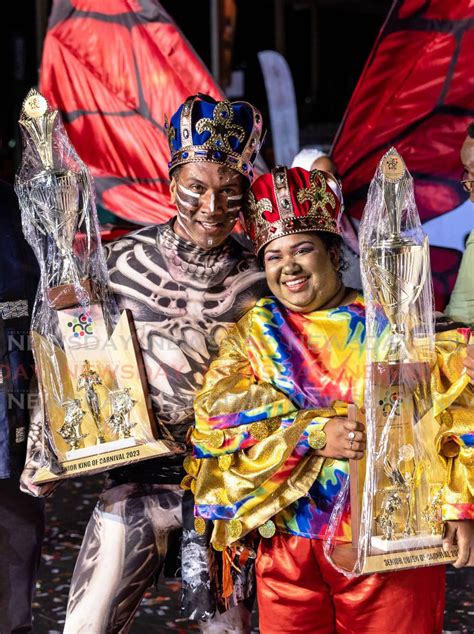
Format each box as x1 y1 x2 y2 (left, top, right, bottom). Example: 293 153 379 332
176 183 200 210
208 192 216 213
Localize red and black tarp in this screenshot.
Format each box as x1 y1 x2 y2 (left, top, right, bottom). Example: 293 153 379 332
332 0 474 310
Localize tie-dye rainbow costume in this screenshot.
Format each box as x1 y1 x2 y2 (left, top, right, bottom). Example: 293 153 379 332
190 296 474 548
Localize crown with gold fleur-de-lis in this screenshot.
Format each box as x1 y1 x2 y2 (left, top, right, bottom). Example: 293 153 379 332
165 94 263 183
243 166 343 254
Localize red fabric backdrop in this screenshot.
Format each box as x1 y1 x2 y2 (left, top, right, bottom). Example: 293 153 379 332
40 0 224 226
332 0 474 310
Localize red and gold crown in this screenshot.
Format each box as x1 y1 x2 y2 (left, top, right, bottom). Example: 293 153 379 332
243 166 343 253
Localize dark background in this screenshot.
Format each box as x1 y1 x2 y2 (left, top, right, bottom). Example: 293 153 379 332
0 0 391 182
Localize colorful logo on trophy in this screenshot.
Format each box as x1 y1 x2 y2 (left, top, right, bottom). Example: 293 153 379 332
378 391 402 417
67 311 94 337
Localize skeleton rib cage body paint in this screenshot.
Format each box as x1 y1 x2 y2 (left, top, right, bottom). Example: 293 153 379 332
104 221 266 461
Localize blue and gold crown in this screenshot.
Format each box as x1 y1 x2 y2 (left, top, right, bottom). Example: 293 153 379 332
166 94 263 182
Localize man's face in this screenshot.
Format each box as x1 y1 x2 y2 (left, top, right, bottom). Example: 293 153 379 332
461 136 474 202
170 162 244 249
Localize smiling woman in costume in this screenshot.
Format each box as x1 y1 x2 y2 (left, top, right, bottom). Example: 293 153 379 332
188 166 474 634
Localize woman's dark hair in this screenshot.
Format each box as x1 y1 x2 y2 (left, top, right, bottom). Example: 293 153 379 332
467 122 474 139
318 231 349 278
259 230 349 278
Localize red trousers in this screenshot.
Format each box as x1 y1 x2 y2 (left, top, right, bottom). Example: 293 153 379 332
256 533 445 634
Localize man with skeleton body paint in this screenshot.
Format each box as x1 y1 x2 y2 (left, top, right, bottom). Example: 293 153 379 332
21 95 266 632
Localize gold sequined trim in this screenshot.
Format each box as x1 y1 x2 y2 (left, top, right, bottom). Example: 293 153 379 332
249 421 271 441
207 429 225 448
308 429 327 450
218 454 234 471
194 517 206 535
227 518 243 540
258 520 276 539
183 456 200 477
180 474 194 490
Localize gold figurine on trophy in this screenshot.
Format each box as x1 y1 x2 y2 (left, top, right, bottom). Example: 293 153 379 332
107 388 137 439
58 399 87 451
77 360 107 444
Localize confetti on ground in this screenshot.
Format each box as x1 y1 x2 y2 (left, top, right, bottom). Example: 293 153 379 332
32 478 472 633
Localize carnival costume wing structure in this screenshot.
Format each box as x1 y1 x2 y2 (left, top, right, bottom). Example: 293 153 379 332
14 90 171 483
331 0 474 311
189 161 473 575
39 0 267 226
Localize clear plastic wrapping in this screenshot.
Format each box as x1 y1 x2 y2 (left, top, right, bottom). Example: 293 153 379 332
326 148 456 575
15 89 171 483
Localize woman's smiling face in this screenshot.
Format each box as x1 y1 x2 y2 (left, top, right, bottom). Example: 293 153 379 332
263 232 341 313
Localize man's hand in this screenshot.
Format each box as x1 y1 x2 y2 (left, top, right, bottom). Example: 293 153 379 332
465 344 474 383
20 466 59 498
314 417 366 460
443 520 474 567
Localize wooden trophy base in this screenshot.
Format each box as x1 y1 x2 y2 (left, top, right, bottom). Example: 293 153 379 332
47 278 97 310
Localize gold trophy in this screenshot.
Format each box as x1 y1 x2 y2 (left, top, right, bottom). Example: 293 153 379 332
365 149 432 553
15 89 170 482
332 149 456 573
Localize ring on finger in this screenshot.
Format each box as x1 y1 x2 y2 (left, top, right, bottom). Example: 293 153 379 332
348 431 356 442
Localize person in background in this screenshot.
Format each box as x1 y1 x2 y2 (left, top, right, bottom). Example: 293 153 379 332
0 180 43 634
445 122 474 325
310 154 339 180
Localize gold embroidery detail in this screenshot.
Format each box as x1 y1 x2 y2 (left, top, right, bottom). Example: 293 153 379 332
196 101 245 152
212 542 226 551
164 115 176 148
183 456 200 477
297 170 336 224
180 474 194 490
246 191 273 234
194 517 206 535
258 520 276 539
308 429 327 450
208 429 225 448
227 518 243 540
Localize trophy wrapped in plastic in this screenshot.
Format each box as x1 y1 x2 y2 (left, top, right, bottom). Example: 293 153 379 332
15 89 171 483
327 148 457 574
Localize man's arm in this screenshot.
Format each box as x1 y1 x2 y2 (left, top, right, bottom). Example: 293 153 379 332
20 378 59 497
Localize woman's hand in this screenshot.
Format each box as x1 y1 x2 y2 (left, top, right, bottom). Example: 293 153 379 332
314 417 366 460
443 520 474 567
